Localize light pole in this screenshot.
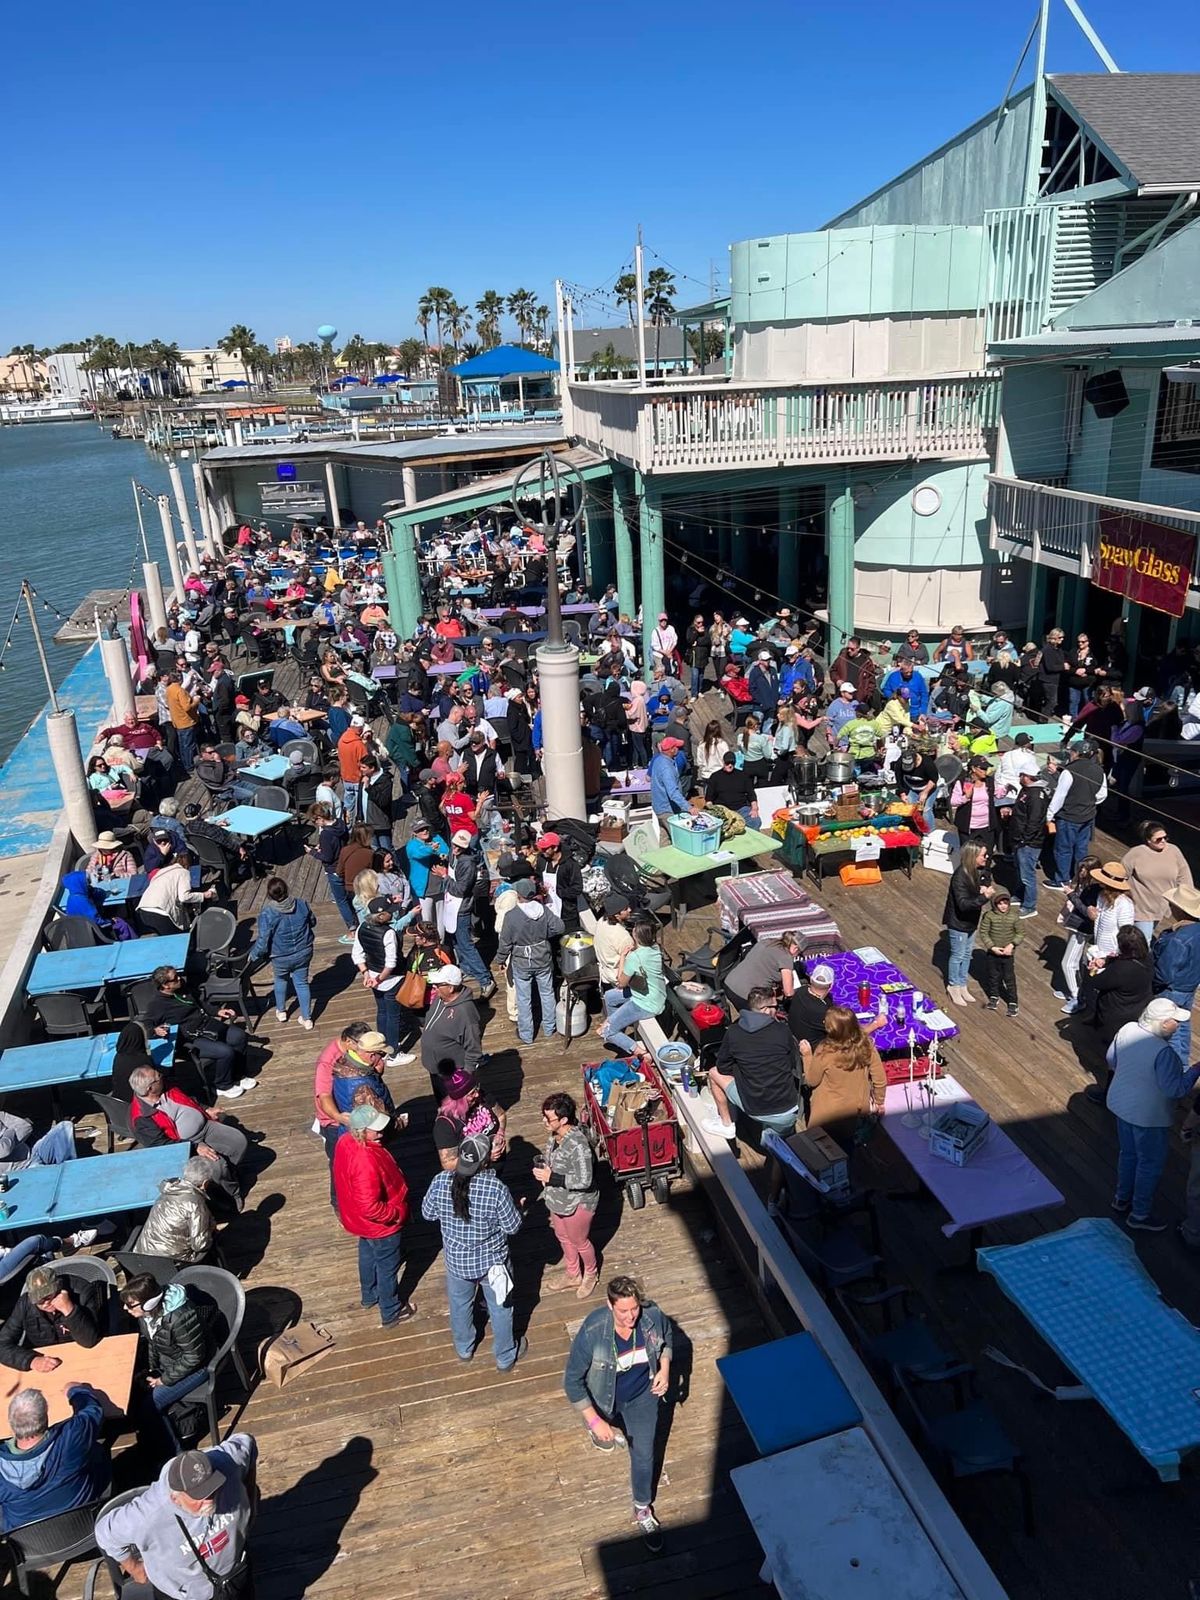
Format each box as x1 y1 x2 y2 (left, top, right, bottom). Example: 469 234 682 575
511 449 587 821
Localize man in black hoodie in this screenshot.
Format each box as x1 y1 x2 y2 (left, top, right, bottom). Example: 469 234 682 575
1010 768 1051 918
0 1265 105 1373
701 989 800 1208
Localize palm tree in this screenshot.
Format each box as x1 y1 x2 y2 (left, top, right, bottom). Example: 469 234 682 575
507 288 537 347
645 267 676 378
395 338 424 378
368 341 393 377
614 273 639 327
534 304 550 349
475 290 504 349
418 287 453 364
82 335 123 397
219 324 258 389
583 343 633 379
340 333 370 379
444 299 471 357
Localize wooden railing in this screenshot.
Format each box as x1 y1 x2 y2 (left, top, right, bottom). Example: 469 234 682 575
569 374 999 473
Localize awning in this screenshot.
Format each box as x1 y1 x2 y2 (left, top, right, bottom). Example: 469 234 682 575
990 326 1200 363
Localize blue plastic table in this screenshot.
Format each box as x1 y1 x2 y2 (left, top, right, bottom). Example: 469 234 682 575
26 934 191 997
0 1145 187 1230
56 877 137 912
0 1030 174 1094
208 805 293 839
718 1333 861 1455
978 1217 1200 1480
237 754 290 783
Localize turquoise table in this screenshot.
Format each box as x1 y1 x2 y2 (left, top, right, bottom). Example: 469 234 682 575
237 754 289 783
27 934 191 998
56 876 138 912
979 1217 1200 1480
718 1333 861 1455
208 805 292 839
0 1144 187 1230
0 1030 174 1096
641 828 783 927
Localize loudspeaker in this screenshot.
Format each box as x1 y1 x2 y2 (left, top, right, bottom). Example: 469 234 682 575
1083 370 1129 418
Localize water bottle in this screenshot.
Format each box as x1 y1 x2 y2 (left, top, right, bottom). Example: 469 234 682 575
680 1060 693 1096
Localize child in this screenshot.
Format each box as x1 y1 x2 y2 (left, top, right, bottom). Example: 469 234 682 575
978 887 1022 1016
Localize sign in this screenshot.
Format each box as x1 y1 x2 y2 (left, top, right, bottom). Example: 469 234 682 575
259 479 326 516
853 835 882 863
1092 510 1195 618
276 461 297 481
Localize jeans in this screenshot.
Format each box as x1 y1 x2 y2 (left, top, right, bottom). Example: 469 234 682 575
193 1025 248 1092
690 667 703 697
1015 845 1041 914
1061 931 1087 1002
604 1384 661 1508
1068 685 1084 720
1115 1119 1170 1218
453 917 491 989
549 1206 597 1280
446 1264 516 1368
358 1229 405 1324
176 725 197 774
373 986 402 1049
908 786 936 832
1052 817 1093 886
1135 919 1157 944
628 731 649 767
946 929 975 988
272 954 312 1021
1159 988 1194 1062
341 781 360 825
515 969 556 1043
0 1235 57 1287
30 1122 77 1166
324 865 357 930
603 989 655 1054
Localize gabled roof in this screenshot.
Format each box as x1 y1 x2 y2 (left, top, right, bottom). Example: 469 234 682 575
1048 74 1200 190
450 344 558 378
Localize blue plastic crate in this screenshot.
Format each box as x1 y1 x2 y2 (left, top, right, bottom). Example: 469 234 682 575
668 817 723 857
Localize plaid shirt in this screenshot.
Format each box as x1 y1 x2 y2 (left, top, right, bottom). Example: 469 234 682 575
420 1168 522 1280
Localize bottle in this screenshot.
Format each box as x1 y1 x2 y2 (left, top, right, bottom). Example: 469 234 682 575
857 978 871 1010
680 1060 693 1096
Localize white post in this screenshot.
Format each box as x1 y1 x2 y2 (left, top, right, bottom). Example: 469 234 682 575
555 280 573 436
634 228 648 385
142 560 168 636
157 495 185 599
167 460 201 572
536 643 586 821
100 632 136 723
325 461 341 530
132 480 149 559
402 465 417 508
47 711 97 849
233 418 244 447
191 461 217 557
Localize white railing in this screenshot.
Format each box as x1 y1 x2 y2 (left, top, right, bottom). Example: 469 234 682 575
569 375 999 473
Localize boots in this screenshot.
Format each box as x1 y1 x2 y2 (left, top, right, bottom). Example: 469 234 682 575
947 985 968 1007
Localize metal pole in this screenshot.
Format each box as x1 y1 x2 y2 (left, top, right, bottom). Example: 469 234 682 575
132 480 149 560
1023 0 1050 203
22 581 59 714
634 227 648 385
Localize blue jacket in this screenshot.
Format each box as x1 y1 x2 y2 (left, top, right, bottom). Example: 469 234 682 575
649 752 687 817
61 872 102 924
1154 923 1200 997
780 659 815 698
251 897 315 963
563 1301 673 1418
406 835 449 897
0 1385 109 1533
881 669 929 719
748 664 780 715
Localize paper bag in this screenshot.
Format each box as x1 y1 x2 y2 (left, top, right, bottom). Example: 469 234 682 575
258 1321 336 1388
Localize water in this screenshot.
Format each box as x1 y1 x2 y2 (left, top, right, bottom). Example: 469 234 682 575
0 423 174 760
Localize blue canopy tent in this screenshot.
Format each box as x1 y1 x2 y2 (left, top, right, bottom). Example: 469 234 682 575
219 379 250 390
449 344 559 418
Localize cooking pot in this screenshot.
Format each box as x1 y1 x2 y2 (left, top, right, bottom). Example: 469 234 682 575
826 753 855 786
791 755 822 799
560 934 597 976
674 980 716 1005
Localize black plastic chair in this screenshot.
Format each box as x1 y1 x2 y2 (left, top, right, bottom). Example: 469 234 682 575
111 1250 180 1283
193 905 237 967
676 924 737 981
53 1255 119 1291
172 1265 252 1442
253 785 291 812
835 1283 956 1394
31 992 106 1039
43 915 112 952
281 738 319 766
80 1488 148 1600
88 1091 135 1153
1 1492 112 1596
125 978 160 1022
187 829 240 893
291 773 323 811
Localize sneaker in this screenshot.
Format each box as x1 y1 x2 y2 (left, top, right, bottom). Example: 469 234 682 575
766 1199 782 1220
499 1335 528 1372
1051 989 1067 1000
576 1272 599 1299
1127 1213 1168 1233
1045 882 1069 891
275 1010 287 1023
479 982 497 1001
985 997 999 1012
634 1507 663 1554
1020 910 1038 920
299 1018 314 1030
700 1117 736 1141
589 1427 616 1453
384 1050 416 1067
66 1228 99 1249
1007 1003 1019 1018
237 1076 258 1089
381 1302 418 1327
1084 1084 1106 1105
1060 1002 1079 1015
1110 1195 1131 1214
216 1085 245 1099
338 933 356 945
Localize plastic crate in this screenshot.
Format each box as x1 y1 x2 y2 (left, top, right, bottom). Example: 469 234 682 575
929 1103 991 1166
667 816 722 856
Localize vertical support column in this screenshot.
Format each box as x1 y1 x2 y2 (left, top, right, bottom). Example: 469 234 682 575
100 633 136 724
191 462 216 558
325 461 341 532
1026 562 1049 643
388 515 423 637
157 496 185 600
777 484 800 606
636 471 665 670
826 475 856 657
47 711 97 850
1122 598 1143 682
402 465 417 507
1066 574 1088 640
611 476 636 623
167 461 200 573
142 561 168 638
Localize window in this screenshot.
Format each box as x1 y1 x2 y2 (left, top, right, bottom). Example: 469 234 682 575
1151 373 1200 474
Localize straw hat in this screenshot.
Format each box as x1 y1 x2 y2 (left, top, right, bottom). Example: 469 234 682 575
1167 884 1200 921
1090 861 1131 893
94 832 122 851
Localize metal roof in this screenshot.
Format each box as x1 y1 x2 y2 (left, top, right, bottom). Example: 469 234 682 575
1049 74 1200 190
201 423 564 466
989 325 1200 361
568 325 689 363
383 445 610 519
450 345 558 377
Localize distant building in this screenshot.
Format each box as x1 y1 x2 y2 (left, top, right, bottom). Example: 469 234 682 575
559 325 696 380
275 336 293 354
0 353 48 398
44 351 88 401
178 348 253 393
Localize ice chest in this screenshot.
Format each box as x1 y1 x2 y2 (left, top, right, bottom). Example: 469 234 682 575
921 827 961 876
929 1102 990 1165
668 815 722 856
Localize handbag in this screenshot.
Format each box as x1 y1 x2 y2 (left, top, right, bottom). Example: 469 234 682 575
628 971 649 995
397 968 427 1009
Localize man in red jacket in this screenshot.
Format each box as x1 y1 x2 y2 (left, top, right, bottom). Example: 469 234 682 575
332 1104 417 1328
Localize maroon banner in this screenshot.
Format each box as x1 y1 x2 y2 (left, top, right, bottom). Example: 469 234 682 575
1092 510 1195 618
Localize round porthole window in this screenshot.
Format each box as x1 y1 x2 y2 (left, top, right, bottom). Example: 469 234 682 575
912 484 942 517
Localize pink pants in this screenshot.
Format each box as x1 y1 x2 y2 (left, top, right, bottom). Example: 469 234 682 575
549 1206 597 1279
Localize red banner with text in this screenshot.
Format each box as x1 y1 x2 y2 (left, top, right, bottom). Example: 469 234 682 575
1092 510 1195 618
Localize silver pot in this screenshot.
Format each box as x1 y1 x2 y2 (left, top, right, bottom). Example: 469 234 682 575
826 753 855 785
675 980 716 1004
560 934 597 976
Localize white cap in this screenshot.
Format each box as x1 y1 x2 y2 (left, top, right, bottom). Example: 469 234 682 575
757 651 772 662
350 714 367 727
1133 686 1155 703
450 829 474 847
838 681 855 693
785 645 798 656
1142 996 1191 1025
427 964 463 986
809 964 836 988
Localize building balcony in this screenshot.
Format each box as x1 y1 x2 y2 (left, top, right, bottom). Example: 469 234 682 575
568 374 999 475
988 473 1200 605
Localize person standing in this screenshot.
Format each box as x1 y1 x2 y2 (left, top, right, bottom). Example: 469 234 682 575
1151 885 1200 1062
1122 822 1194 943
977 887 1022 1017
444 830 495 998
420 1132 525 1370
250 876 316 1029
352 899 413 1064
1046 740 1107 889
649 736 689 846
1010 767 1050 919
165 673 200 775
337 714 369 825
419 965 484 1094
942 841 995 1006
1106 999 1200 1232
333 1103 417 1328
497 880 564 1045
563 1275 673 1552
684 615 711 698
533 1094 600 1299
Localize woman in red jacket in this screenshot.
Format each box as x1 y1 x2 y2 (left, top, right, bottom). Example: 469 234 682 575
332 1104 417 1328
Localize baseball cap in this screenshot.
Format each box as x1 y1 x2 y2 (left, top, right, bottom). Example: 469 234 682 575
356 1031 389 1053
785 645 798 656
757 650 772 662
838 681 855 693
417 768 435 782
455 1131 492 1176
349 1104 391 1133
514 879 537 900
659 736 684 752
25 1266 60 1303
1142 996 1191 1026
427 964 462 986
167 1450 227 1501
350 714 367 728
234 694 250 707
1013 732 1032 746
410 819 432 834
536 832 561 850
603 892 630 916
367 895 392 915
1133 686 1155 703
809 964 835 989
451 829 473 847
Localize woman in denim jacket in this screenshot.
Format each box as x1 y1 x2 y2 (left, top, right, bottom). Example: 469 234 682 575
563 1275 673 1550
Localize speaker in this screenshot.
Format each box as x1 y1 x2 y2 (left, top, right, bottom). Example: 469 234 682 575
1083 369 1129 418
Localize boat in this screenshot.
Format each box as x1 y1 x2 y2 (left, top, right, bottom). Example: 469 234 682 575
0 396 92 424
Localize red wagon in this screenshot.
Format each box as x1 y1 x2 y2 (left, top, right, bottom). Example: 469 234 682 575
581 1058 683 1210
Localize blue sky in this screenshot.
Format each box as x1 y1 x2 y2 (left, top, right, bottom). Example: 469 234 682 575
4 0 1198 351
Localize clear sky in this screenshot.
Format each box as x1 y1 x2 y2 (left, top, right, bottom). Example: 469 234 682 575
4 0 1198 351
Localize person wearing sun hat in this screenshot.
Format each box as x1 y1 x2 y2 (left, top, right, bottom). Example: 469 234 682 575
1087 861 1136 964
84 831 138 884
1150 883 1200 1063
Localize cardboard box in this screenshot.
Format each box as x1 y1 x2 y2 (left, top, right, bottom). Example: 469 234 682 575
783 1128 850 1194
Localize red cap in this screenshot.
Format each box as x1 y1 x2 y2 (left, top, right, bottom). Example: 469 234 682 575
536 832 561 851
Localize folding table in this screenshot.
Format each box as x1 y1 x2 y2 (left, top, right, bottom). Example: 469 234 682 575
208 805 294 839
0 1030 174 1110
237 754 290 784
26 935 192 998
0 1144 188 1231
718 1333 861 1455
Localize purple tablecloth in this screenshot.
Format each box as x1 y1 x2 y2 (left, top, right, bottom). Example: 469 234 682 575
882 1077 1063 1236
802 948 958 1052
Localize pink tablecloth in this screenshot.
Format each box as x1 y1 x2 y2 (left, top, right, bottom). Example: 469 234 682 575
881 1077 1063 1237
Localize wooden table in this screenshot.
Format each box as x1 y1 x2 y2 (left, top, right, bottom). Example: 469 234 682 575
640 828 783 926
0 1145 187 1230
1 1334 140 1425
732 1428 964 1600
26 934 191 998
